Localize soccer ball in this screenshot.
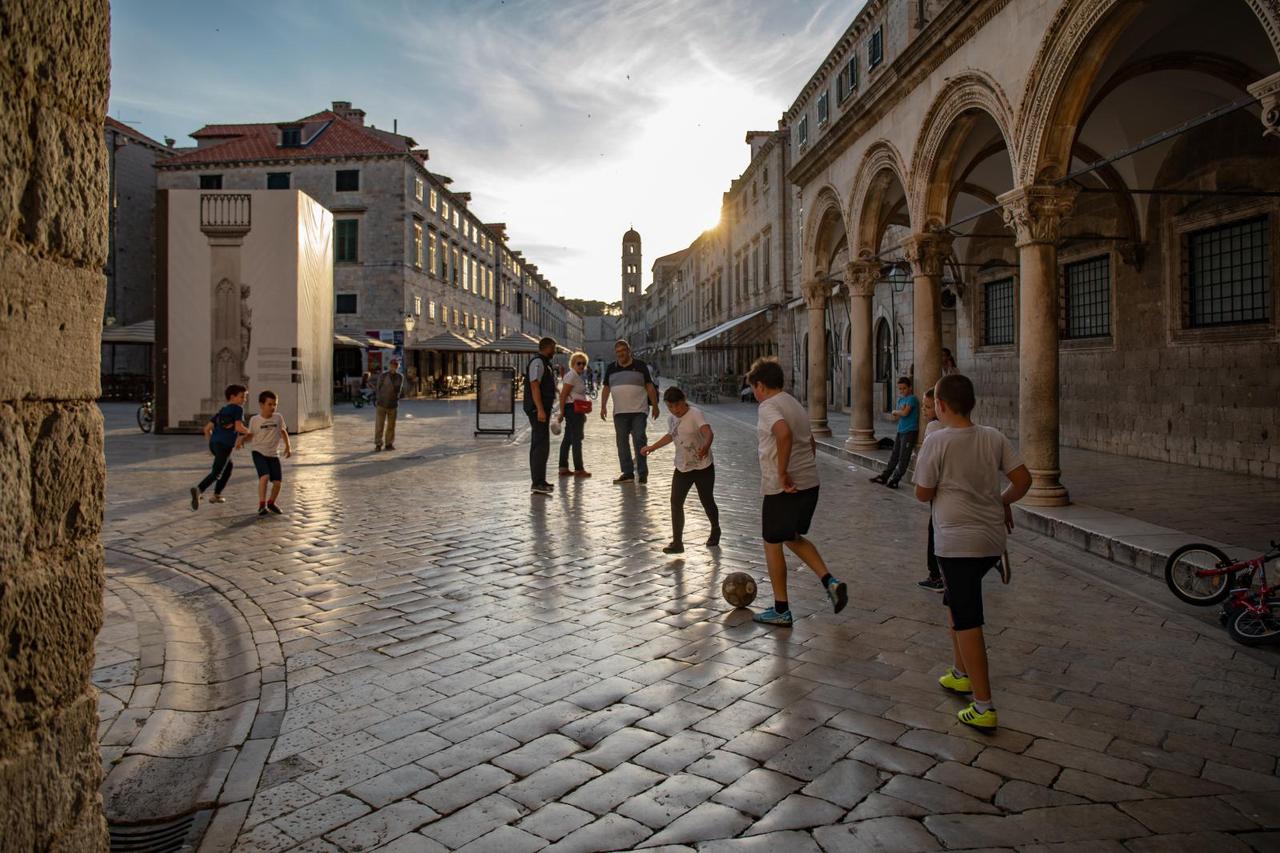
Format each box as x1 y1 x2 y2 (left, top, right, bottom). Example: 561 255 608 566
722 572 757 608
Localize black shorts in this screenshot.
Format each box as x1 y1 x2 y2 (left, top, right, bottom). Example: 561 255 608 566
252 451 283 482
938 555 1000 631
761 486 820 544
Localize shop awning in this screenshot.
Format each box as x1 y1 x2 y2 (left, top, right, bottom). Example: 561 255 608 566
412 330 481 352
671 306 771 354
334 333 394 349
101 320 154 344
491 331 541 353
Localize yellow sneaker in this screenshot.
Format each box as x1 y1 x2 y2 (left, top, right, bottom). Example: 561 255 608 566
958 703 998 731
938 668 972 694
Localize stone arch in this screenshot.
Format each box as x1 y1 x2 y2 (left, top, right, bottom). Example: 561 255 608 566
910 69 1018 229
848 140 911 257
801 184 850 281
1015 0 1280 184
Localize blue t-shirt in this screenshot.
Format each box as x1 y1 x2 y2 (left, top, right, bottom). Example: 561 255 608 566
897 394 920 433
210 404 244 447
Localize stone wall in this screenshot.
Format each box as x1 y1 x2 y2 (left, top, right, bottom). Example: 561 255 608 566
0 0 111 850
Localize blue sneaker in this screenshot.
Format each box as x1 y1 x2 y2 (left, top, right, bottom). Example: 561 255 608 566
752 607 794 626
826 579 848 614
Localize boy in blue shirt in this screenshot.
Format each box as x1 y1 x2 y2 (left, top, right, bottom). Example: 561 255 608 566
869 376 919 489
190 384 250 510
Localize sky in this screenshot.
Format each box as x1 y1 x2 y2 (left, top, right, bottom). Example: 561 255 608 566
110 0 860 302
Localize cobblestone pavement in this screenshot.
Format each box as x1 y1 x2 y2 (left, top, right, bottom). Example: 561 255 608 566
97 400 1280 852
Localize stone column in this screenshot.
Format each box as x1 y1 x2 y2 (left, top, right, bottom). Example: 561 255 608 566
844 260 880 451
1248 71 1280 138
199 194 252 412
902 233 952 401
0 0 111 849
801 278 833 436
999 184 1078 507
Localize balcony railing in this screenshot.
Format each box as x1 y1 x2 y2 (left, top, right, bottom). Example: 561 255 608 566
200 193 252 230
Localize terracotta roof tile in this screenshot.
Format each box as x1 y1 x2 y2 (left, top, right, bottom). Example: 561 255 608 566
162 110 414 168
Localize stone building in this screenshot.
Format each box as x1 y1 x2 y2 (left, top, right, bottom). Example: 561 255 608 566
633 0 1280 491
1 0 111 848
101 117 174 394
156 102 580 393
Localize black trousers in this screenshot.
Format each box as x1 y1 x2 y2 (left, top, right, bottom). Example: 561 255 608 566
885 430 917 483
671 465 720 543
197 441 234 494
927 517 940 581
527 411 550 485
558 411 585 471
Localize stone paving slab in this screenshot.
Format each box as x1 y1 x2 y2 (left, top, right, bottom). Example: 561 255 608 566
94 401 1280 850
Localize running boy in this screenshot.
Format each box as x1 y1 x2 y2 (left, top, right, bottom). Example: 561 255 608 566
747 358 847 626
640 387 721 554
871 376 918 488
241 390 292 516
913 374 1030 730
191 384 250 510
917 388 945 592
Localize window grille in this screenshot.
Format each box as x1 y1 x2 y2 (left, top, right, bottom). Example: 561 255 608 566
984 278 1014 345
1187 216 1270 327
1063 255 1110 338
335 169 359 192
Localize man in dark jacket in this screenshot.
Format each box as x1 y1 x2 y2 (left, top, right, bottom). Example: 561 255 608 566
374 358 404 451
524 337 558 495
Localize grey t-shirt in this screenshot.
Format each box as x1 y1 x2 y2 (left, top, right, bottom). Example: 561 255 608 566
913 424 1024 557
756 391 819 495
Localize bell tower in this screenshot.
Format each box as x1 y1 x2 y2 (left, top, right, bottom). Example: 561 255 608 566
621 227 641 314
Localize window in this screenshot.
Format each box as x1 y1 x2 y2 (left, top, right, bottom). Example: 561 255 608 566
817 89 829 126
1063 255 1111 338
335 294 357 314
429 189 438 212
868 26 884 69
414 176 424 202
983 278 1015 346
839 55 859 102
763 236 771 288
441 201 450 222
280 127 302 147
429 231 438 274
266 172 290 190
1187 216 1271 327
798 115 809 146
452 210 460 229
199 174 222 189
429 301 436 321
451 247 460 286
413 223 423 268
335 169 359 192
335 220 358 263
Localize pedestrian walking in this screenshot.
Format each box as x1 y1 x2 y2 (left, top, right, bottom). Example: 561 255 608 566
641 386 721 554
190 384 249 510
599 339 659 484
557 351 592 478
913 374 1031 731
374 358 404 451
870 376 919 488
240 389 292 516
746 358 847 626
524 336 558 496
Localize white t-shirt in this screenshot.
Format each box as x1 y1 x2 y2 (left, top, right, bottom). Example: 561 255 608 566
563 369 586 403
913 424 1024 558
668 406 712 472
756 391 820 496
248 413 287 456
924 418 944 438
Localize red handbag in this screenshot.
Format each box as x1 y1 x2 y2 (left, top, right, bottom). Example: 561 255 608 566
573 399 593 414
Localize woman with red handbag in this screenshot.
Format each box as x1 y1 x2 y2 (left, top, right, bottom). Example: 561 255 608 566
557 352 593 478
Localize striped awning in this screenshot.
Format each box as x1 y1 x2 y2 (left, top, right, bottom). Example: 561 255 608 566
334 333 394 349
101 320 154 344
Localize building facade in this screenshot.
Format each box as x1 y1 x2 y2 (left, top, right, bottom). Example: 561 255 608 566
156 101 581 394
627 0 1280 490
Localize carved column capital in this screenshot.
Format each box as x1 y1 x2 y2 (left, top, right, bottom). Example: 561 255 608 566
844 261 880 298
801 278 832 309
902 233 953 278
998 185 1078 247
1248 71 1280 138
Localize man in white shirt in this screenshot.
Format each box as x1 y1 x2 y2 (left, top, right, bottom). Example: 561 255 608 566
746 358 847 627
641 386 720 554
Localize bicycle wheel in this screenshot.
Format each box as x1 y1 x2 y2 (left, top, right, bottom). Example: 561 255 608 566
1165 543 1233 605
1227 599 1280 646
136 405 153 434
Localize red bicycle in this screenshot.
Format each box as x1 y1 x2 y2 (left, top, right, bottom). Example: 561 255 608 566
1165 540 1280 646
